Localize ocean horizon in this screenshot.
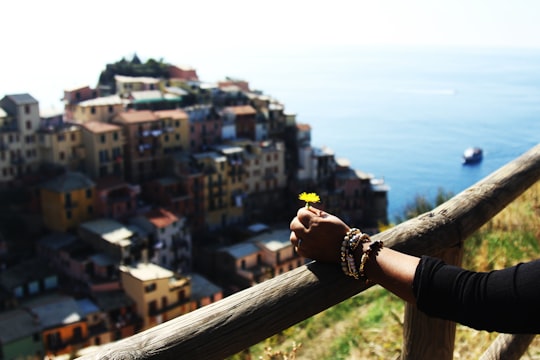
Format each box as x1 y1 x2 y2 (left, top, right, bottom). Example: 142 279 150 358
217 45 540 220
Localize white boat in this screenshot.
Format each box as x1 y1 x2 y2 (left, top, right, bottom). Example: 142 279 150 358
463 147 483 164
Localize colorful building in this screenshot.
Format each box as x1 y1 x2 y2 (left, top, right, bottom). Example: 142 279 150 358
119 262 191 330
154 108 190 153
130 208 192 273
0 94 42 186
71 95 128 124
0 309 44 359
112 110 164 183
81 121 125 179
39 171 96 232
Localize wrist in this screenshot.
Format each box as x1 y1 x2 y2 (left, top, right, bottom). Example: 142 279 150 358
339 227 383 283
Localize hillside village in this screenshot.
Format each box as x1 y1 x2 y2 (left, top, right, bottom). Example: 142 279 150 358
0 56 388 358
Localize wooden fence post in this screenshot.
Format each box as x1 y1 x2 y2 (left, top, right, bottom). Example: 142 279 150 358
479 334 536 360
401 245 463 360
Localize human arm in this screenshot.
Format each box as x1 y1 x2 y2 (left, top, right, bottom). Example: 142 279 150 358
289 206 420 303
290 206 540 333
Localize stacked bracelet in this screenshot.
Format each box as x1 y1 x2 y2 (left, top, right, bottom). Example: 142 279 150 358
340 228 372 280
340 228 384 282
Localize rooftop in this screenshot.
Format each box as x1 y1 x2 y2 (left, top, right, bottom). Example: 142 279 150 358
79 218 134 246
115 110 159 124
115 75 160 84
220 241 260 259
3 93 38 105
143 208 179 229
251 228 292 252
82 121 122 134
189 273 222 300
25 295 82 328
154 108 189 120
120 262 175 282
40 171 95 193
0 309 41 343
78 94 127 107
92 290 134 312
224 105 256 116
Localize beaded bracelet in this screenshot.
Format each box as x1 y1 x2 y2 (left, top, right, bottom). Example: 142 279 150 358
340 228 371 279
358 240 384 283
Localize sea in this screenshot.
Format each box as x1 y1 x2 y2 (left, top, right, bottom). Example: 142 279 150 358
26 45 540 222
196 45 540 221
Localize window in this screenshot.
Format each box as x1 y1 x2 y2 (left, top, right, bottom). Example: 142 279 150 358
66 210 72 219
73 326 83 340
91 107 96 114
59 151 65 160
26 121 32 130
109 105 114 113
148 300 157 314
145 283 156 293
86 189 93 198
99 150 109 163
25 105 30 114
113 132 118 141
87 205 93 214
178 289 186 302
100 134 106 143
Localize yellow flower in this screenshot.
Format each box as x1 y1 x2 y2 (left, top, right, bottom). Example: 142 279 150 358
298 192 320 208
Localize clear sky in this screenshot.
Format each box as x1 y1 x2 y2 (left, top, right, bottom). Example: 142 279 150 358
3 0 540 109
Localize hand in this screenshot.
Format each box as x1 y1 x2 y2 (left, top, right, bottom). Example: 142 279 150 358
289 206 351 263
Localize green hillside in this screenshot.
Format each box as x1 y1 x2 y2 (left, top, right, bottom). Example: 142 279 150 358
231 181 540 359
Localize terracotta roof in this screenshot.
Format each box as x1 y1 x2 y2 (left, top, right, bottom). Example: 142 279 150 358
82 121 121 133
116 110 159 124
297 123 311 131
224 105 256 116
154 109 189 120
144 208 179 228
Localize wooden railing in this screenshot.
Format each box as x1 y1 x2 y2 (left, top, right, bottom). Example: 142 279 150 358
79 143 540 360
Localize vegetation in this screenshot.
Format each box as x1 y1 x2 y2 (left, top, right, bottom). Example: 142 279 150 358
229 181 540 359
98 54 171 93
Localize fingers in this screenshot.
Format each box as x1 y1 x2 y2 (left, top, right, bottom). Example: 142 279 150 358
295 206 323 228
290 231 307 257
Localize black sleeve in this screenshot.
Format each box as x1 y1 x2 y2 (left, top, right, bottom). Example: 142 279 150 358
413 255 540 333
